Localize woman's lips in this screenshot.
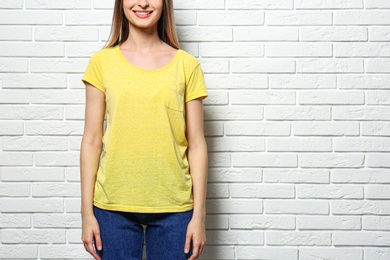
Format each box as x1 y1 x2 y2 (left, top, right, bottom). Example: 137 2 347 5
133 11 153 19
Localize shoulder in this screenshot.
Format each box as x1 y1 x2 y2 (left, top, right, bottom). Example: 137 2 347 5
91 46 117 59
178 49 201 68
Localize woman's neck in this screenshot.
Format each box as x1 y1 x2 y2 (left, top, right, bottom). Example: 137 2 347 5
123 25 165 52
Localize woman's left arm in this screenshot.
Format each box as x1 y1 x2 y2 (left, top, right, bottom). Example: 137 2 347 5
184 98 208 260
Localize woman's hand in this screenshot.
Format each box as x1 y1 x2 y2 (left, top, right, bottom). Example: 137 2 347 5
184 217 206 260
81 214 102 260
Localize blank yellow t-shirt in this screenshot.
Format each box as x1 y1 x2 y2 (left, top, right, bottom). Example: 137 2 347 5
82 46 208 213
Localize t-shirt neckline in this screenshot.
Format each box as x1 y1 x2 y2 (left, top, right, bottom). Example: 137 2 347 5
116 45 181 72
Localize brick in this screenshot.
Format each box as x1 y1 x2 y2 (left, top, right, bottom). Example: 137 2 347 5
294 122 360 136
206 230 264 245
263 169 330 184
365 0 390 8
0 27 32 41
232 153 297 167
267 231 331 246
174 11 197 25
65 198 81 213
1 167 65 182
265 106 331 120
200 43 264 57
3 137 68 151
205 74 268 89
208 168 262 183
64 105 86 120
1 199 64 213
65 11 112 25
0 184 31 197
332 200 390 215
298 216 361 230
0 58 28 73
66 42 106 58
334 11 390 25
70 136 84 151
199 59 229 73
225 122 291 136
68 73 88 89
93 0 115 9
369 27 390 42
206 137 265 152
299 153 364 168
367 153 390 167
208 153 231 168
230 215 295 230
266 43 332 57
39 245 91 258
270 74 336 89
366 58 390 73
296 0 363 9
0 153 32 166
0 43 64 57
201 246 235 260
32 90 85 104
177 27 233 42
300 248 363 260
35 27 99 42
67 229 81 243
266 11 332 26
298 90 364 105
204 122 223 137
25 0 91 9
333 106 390 120
26 121 84 136
206 199 262 214
267 138 332 152
338 75 390 89
0 11 63 25
204 90 228 106
230 184 294 199
335 43 390 57
30 58 88 73
174 0 225 9
362 122 390 136
206 215 229 230
0 215 31 228
332 169 390 184
365 185 390 199
34 152 79 166
365 248 390 260
32 183 80 197
265 200 329 215
234 27 298 41
297 58 364 73
199 11 264 26
237 247 297 260
0 0 23 8
301 27 367 42
231 59 295 73
65 167 80 182
226 0 293 9
367 91 390 105
297 185 363 199
2 73 67 89
0 121 24 135
333 232 390 246
334 137 390 152
0 106 63 120
230 90 295 105
206 184 229 198
0 245 38 258
33 214 81 228
363 216 390 231
0 90 30 104
204 106 264 121
2 229 65 244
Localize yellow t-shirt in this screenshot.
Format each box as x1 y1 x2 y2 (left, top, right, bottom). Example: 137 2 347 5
82 45 208 213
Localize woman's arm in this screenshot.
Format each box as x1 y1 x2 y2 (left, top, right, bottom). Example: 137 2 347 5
80 83 106 260
184 98 208 260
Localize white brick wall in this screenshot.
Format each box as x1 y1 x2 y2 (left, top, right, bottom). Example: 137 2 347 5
0 0 389 259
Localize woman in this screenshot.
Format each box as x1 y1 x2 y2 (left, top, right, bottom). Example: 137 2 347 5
80 0 208 259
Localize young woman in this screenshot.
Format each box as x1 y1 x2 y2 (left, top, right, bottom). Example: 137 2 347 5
80 0 208 259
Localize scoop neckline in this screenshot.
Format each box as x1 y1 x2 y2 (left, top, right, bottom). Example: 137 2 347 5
116 45 181 72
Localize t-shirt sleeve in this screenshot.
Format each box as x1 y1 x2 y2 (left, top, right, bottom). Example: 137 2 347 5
185 64 208 103
82 53 105 93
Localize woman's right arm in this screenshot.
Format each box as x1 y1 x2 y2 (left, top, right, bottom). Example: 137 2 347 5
80 83 106 260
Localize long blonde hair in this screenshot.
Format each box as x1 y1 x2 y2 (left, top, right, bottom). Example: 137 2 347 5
105 0 180 49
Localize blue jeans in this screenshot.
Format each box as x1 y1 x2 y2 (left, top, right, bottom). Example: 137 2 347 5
93 206 193 260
